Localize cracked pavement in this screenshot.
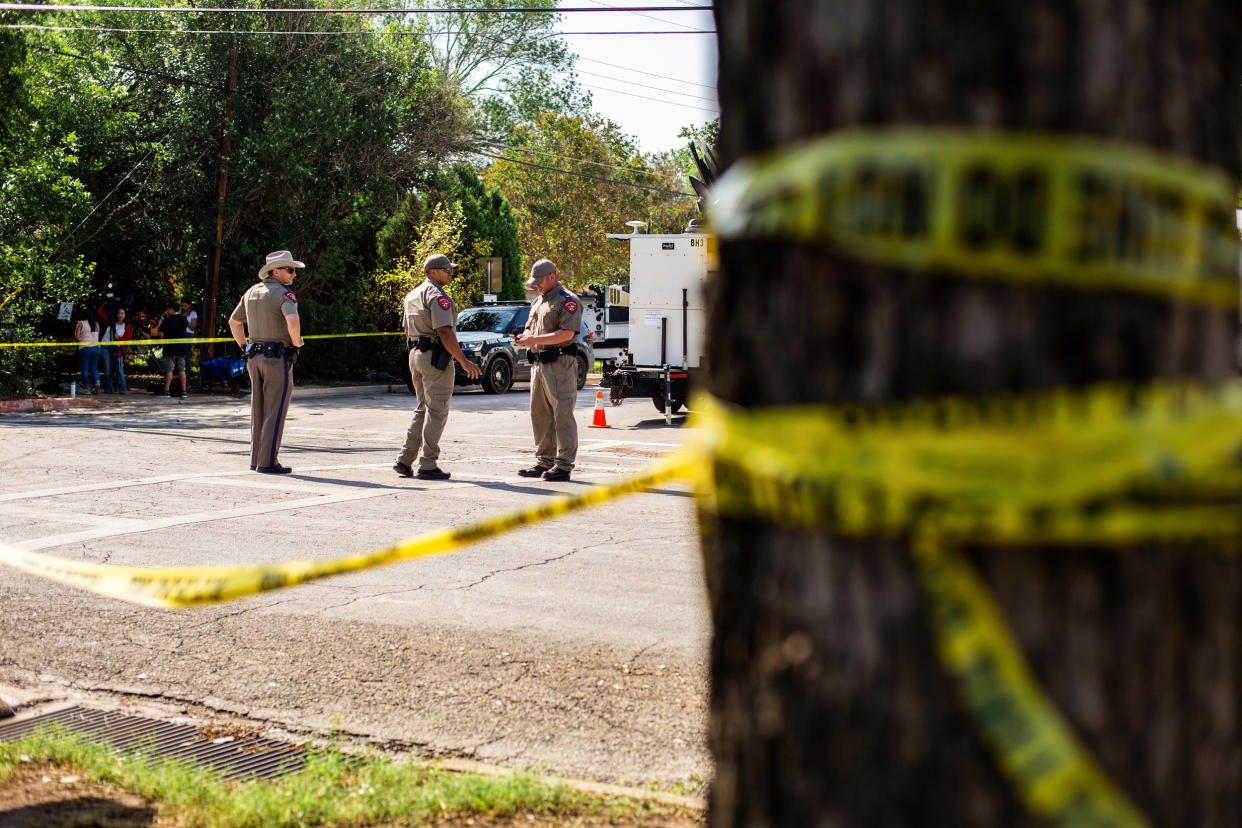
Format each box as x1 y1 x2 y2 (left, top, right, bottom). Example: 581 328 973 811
0 385 710 792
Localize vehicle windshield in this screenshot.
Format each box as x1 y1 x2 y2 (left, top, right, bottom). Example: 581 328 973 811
456 307 520 334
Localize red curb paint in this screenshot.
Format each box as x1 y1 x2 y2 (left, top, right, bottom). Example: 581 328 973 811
0 398 106 414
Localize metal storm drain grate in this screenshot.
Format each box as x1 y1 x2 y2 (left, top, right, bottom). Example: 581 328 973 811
0 706 308 780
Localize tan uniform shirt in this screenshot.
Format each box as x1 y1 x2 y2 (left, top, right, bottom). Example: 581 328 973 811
525 286 582 350
403 279 458 340
229 277 299 344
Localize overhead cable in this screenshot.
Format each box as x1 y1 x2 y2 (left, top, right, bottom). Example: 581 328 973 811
478 140 668 176
1 23 713 34
474 150 695 197
567 0 711 33
50 131 171 263
30 44 251 96
570 78 717 114
577 54 716 90
0 3 712 13
570 67 717 104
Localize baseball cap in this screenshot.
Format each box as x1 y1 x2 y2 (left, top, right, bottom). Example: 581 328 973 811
525 258 557 291
424 253 457 273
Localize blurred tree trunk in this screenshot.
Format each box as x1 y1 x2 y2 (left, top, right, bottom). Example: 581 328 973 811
705 1 1242 825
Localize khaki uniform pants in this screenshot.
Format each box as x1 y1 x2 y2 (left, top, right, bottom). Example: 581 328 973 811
530 356 577 470
248 354 293 469
399 349 457 471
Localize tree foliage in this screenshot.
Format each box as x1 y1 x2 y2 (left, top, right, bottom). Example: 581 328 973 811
0 0 713 392
0 3 474 385
363 199 489 330
0 28 104 395
405 0 570 98
480 113 699 289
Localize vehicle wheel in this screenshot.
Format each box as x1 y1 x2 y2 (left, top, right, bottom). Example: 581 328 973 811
482 356 513 394
652 392 685 414
575 352 589 390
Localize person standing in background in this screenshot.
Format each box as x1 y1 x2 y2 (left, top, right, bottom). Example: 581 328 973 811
99 306 132 394
514 259 583 482
180 300 198 336
153 302 189 397
73 307 102 394
392 253 480 481
228 250 306 474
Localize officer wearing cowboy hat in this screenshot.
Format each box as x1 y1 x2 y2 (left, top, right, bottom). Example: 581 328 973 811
514 258 583 482
228 250 306 474
393 253 481 480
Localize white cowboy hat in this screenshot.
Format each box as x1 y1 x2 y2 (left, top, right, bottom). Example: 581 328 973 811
259 250 305 278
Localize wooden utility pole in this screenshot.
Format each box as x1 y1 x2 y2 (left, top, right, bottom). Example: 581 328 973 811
205 47 238 357
705 2 1242 825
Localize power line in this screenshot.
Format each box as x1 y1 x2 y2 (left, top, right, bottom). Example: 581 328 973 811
0 3 712 13
1 22 713 34
577 54 715 91
51 133 171 263
475 149 695 197
566 0 711 33
479 140 667 176
31 44 246 96
571 67 716 104
572 77 717 113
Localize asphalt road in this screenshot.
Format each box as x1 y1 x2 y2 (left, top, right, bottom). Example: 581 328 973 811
0 381 710 793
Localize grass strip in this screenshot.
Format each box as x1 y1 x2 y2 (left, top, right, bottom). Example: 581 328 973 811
0 724 696 827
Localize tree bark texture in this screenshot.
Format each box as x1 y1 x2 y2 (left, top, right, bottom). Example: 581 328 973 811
706 2 1242 825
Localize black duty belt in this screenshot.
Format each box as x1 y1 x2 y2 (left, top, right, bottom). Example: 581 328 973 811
247 341 294 359
529 345 573 364
409 336 439 352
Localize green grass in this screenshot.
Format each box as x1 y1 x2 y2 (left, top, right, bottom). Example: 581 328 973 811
0 725 692 827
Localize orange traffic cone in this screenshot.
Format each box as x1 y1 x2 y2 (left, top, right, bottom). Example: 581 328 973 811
588 390 611 428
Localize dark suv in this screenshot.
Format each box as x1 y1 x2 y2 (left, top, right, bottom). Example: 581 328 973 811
450 302 593 394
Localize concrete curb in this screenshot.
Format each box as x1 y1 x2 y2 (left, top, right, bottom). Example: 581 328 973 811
0 683 706 810
0 386 397 413
0 397 106 414
430 757 706 810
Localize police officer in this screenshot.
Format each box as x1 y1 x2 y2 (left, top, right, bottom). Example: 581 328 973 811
228 250 306 474
515 259 582 482
394 253 481 481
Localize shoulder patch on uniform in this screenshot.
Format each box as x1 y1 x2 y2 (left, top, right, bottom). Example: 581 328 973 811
437 296 451 311
284 291 297 302
563 299 578 314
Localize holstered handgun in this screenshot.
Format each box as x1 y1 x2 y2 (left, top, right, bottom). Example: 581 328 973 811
430 340 451 370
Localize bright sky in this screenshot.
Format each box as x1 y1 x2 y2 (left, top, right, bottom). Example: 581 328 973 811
554 1 719 155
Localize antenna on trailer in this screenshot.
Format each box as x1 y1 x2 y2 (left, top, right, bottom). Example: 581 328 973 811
607 220 648 240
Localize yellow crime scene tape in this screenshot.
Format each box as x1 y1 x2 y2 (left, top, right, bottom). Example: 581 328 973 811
4 381 1241 825
4 129 1237 823
698 128 1242 824
692 383 1242 828
700 128 1242 825
0 331 402 348
710 129 1241 308
0 450 698 608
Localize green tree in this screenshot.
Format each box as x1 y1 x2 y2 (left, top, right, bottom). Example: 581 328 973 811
480 113 698 289
405 0 570 98
475 65 595 143
363 200 487 327
450 164 523 299
0 29 102 396
0 3 472 381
